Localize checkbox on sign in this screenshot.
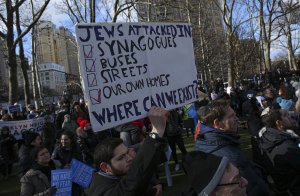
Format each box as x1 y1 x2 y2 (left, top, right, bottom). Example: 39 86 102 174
83 44 93 58
85 59 96 72
87 73 97 87
89 89 101 105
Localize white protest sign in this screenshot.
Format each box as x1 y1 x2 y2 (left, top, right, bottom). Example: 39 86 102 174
0 117 44 140
75 23 198 131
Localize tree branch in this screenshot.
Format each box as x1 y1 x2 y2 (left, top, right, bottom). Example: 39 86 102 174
12 0 51 50
0 13 7 26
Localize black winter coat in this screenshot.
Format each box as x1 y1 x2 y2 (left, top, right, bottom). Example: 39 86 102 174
88 137 164 196
258 127 300 195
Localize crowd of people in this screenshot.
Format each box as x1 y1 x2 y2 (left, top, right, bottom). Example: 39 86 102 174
0 72 300 195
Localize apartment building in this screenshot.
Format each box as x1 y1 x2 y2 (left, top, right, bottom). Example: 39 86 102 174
35 21 79 77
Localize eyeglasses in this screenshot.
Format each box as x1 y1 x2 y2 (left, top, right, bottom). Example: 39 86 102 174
218 182 240 187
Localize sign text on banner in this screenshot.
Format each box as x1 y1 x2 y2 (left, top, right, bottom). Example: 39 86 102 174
76 23 198 131
71 159 95 188
0 118 45 140
51 169 72 196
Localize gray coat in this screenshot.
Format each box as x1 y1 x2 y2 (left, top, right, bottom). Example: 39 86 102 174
20 169 51 196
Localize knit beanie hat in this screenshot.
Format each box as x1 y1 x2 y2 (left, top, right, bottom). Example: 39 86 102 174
183 151 229 196
77 117 89 128
24 131 40 146
77 117 84 124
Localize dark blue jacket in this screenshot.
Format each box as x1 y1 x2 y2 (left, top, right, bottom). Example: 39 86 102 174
195 125 269 196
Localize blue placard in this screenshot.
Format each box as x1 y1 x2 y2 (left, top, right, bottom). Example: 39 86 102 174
71 159 95 188
51 169 72 196
7 104 22 113
186 104 197 118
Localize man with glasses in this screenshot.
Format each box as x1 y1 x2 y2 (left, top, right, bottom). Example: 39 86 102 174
195 99 269 195
88 107 168 196
183 151 248 196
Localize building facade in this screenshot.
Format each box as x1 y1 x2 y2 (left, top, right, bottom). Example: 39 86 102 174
36 63 66 95
35 21 80 77
136 0 227 82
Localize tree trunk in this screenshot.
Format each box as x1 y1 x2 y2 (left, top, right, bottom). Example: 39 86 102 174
16 3 31 105
264 41 271 71
8 56 19 104
287 25 297 70
31 28 44 109
227 33 234 87
6 0 18 104
89 0 96 22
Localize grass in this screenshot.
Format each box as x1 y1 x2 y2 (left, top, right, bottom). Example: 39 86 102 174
0 122 252 196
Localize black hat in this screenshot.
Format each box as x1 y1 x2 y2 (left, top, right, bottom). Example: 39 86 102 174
0 126 9 134
183 151 229 196
24 131 39 146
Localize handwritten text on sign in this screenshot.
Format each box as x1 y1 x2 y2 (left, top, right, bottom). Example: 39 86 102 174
76 23 198 131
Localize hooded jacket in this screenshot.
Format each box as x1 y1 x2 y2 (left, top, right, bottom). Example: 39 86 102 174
20 169 51 196
195 125 269 196
258 127 300 195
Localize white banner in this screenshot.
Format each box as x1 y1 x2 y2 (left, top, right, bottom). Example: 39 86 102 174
76 23 198 131
0 117 45 140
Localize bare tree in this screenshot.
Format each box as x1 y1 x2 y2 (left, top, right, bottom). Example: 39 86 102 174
277 0 300 70
0 0 50 104
257 0 284 71
30 0 45 108
55 0 136 23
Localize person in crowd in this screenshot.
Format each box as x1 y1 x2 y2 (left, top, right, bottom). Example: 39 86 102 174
210 89 218 101
52 131 83 196
115 121 143 147
195 99 269 196
1 114 11 121
52 131 81 168
296 98 300 114
88 107 168 196
42 115 57 154
79 98 89 115
27 104 38 119
76 118 98 165
62 114 78 133
55 105 70 130
276 84 295 110
262 88 276 108
0 109 5 119
242 95 265 168
165 109 187 171
182 151 248 196
20 146 57 196
10 111 25 120
0 126 16 179
216 87 230 100
18 131 42 177
72 104 89 124
258 107 300 195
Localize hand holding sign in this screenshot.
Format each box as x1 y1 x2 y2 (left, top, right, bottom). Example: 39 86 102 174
149 107 169 138
48 186 57 195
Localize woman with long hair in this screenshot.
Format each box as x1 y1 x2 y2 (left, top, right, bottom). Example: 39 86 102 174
52 131 84 196
52 131 82 168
